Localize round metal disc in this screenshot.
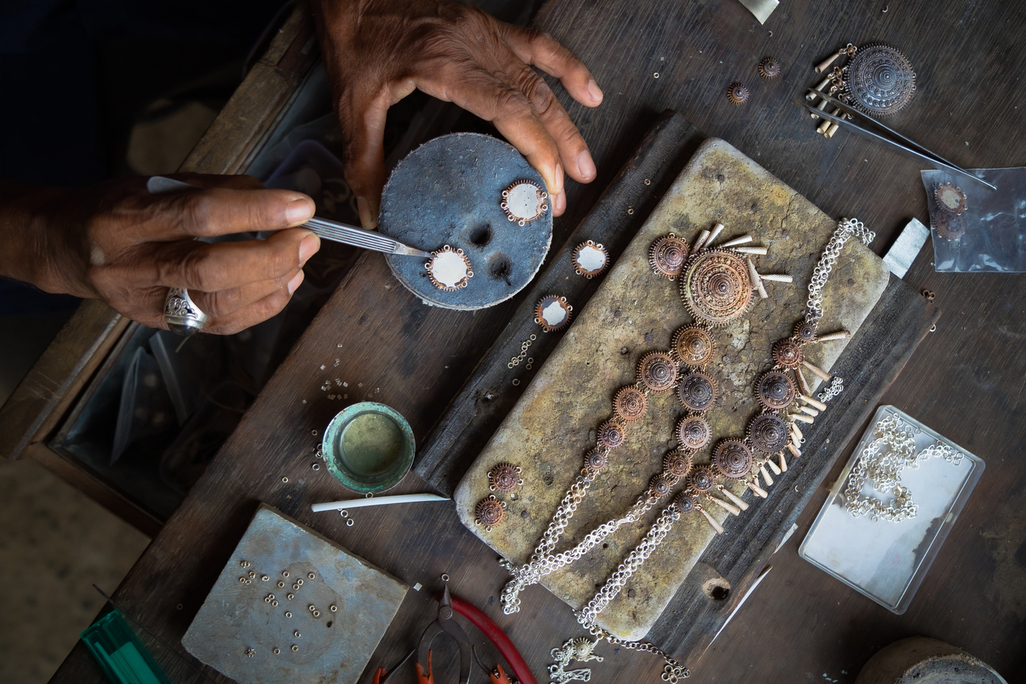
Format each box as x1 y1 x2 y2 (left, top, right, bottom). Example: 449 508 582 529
379 133 553 310
846 44 916 116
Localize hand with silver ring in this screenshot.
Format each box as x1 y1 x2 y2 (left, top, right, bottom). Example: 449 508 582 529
0 174 320 335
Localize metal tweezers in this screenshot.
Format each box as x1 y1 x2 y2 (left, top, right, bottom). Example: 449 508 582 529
803 91 997 191
146 176 432 257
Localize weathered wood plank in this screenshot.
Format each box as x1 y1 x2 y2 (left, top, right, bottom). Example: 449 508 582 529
414 111 706 495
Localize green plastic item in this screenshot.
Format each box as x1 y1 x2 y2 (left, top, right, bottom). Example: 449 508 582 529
81 610 171 684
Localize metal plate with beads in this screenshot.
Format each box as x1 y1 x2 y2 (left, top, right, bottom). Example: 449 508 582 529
379 133 553 310
181 505 406 684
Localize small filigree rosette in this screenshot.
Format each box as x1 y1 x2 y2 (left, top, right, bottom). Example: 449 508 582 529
756 370 797 410
671 325 715 367
688 465 716 493
487 463 524 493
500 179 548 226
474 495 506 531
649 234 690 279
772 339 805 369
676 370 717 412
637 351 678 392
677 415 712 449
596 420 626 449
613 386 648 423
425 245 473 291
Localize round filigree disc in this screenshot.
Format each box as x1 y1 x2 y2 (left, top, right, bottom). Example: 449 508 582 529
501 180 549 226
613 386 648 423
794 321 817 342
584 449 608 474
756 370 797 410
772 339 805 369
934 183 967 216
676 371 717 412
649 474 672 497
688 465 716 493
534 295 572 333
663 450 694 479
650 234 690 280
573 241 609 278
747 413 790 453
677 416 712 450
680 250 754 327
713 440 754 479
474 496 506 530
846 44 916 116
426 245 474 291
488 463 523 493
637 352 679 392
676 492 696 514
596 420 626 449
671 325 716 366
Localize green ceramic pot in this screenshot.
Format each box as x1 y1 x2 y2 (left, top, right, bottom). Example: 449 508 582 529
322 402 415 493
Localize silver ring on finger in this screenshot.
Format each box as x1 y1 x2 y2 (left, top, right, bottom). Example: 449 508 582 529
164 287 208 336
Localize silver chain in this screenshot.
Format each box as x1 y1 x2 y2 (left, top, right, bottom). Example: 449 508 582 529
805 218 875 324
583 625 690 682
843 414 963 522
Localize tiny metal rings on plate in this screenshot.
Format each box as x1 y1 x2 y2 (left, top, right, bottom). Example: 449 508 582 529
308 573 315 580
534 295 573 332
285 611 292 618
346 518 354 526
572 240 610 278
426 245 474 291
500 179 549 226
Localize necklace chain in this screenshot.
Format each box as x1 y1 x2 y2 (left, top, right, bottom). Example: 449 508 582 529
502 219 871 680
844 414 963 522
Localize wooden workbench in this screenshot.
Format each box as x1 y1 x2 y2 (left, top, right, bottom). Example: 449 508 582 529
41 0 1026 681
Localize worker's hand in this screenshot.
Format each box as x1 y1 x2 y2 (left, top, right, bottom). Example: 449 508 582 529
0 174 320 335
310 0 603 229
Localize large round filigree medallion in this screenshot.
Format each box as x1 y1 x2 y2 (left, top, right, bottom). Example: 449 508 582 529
680 250 753 327
613 386 648 423
756 370 797 410
637 351 679 392
713 439 754 479
676 416 712 450
846 44 916 116
676 371 717 412
747 413 790 453
671 325 715 367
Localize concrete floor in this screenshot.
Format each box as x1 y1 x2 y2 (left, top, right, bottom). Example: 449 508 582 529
0 460 150 684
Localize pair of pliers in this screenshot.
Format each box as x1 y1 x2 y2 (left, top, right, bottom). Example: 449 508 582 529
373 585 474 684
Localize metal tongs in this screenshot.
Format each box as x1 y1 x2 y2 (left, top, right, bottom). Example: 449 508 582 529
802 91 997 191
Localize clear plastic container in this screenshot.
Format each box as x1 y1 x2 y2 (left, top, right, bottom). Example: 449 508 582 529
799 405 984 614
